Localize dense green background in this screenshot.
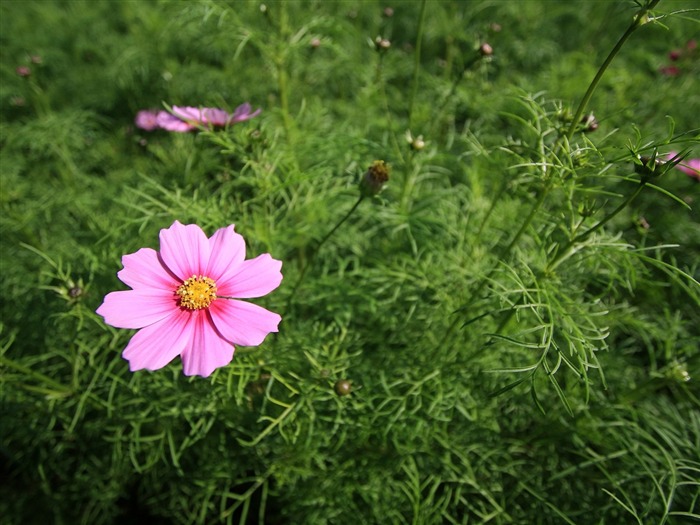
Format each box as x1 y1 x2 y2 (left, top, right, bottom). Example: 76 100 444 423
1 1 699 523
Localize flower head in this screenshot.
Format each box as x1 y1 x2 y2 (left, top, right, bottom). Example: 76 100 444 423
137 103 261 132
96 221 283 377
359 160 390 197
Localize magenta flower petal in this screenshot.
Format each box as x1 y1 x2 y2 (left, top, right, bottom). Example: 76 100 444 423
122 309 192 371
229 103 262 124
118 248 178 291
159 220 210 280
172 106 203 123
205 224 246 281
209 299 281 347
96 289 176 329
97 221 283 376
677 158 700 180
218 254 283 298
202 108 229 127
180 312 235 377
135 110 160 131
156 111 194 132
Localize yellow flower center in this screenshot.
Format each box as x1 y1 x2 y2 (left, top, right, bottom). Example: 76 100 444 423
176 275 217 310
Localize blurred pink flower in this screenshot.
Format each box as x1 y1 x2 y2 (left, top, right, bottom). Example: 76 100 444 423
97 221 283 377
659 65 680 76
137 103 261 132
135 110 160 131
665 151 700 181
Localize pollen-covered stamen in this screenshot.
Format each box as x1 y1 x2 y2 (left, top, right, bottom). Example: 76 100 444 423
176 275 217 310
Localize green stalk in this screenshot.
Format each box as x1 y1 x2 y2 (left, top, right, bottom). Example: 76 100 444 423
546 181 646 273
285 196 365 313
565 0 661 142
407 0 428 131
443 1 661 344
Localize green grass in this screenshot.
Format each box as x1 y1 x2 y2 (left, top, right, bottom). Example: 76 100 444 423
1 1 699 523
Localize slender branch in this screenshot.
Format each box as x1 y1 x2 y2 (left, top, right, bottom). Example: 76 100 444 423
285 196 365 313
407 0 428 131
565 0 661 142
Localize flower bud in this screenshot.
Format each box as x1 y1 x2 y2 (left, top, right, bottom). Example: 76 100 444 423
635 155 664 182
16 66 31 77
334 379 352 396
580 113 598 132
479 43 493 57
374 36 391 52
359 160 390 197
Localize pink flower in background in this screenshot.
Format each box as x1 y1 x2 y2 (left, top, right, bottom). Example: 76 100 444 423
665 151 700 181
135 110 160 131
96 221 283 377
135 103 262 132
659 65 680 76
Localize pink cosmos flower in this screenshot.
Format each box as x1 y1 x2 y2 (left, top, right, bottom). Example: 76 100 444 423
135 103 261 132
135 110 160 131
96 221 283 377
665 151 700 182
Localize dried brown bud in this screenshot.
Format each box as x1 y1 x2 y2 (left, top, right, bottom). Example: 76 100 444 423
359 160 390 197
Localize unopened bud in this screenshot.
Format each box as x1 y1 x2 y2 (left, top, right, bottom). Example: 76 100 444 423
16 66 31 77
359 160 390 197
635 155 664 181
374 36 391 51
581 113 598 132
479 43 493 57
334 379 353 396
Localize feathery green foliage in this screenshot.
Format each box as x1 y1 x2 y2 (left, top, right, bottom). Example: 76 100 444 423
1 0 699 523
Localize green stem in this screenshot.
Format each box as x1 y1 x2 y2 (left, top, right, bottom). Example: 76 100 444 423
285 196 365 313
546 181 647 273
407 0 427 132
565 0 661 142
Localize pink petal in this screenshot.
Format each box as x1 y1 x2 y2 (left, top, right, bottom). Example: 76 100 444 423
202 108 229 127
156 111 194 132
217 254 282 298
117 247 178 291
172 106 204 123
135 110 159 131
122 309 193 371
180 311 235 377
159 221 210 280
205 224 246 282
678 159 700 180
96 289 176 329
229 103 261 123
209 299 281 346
